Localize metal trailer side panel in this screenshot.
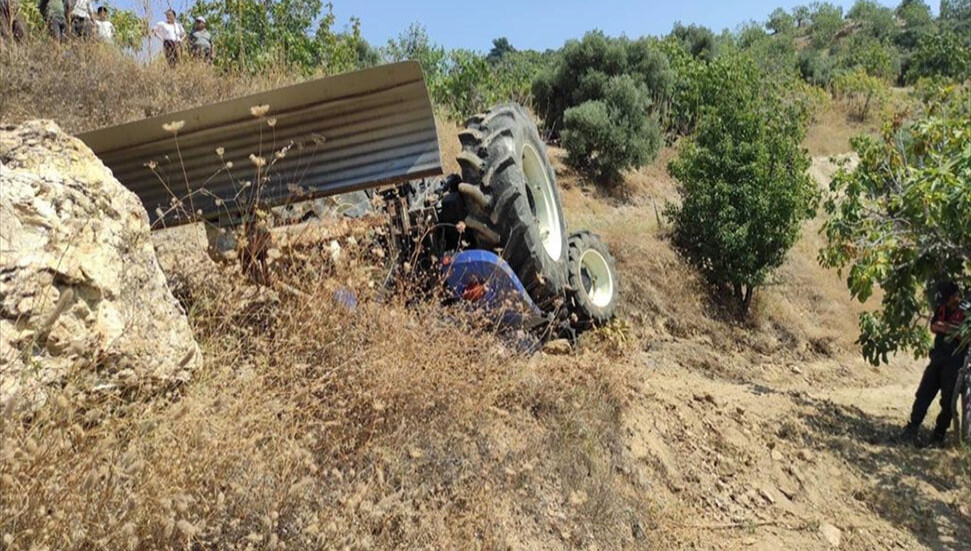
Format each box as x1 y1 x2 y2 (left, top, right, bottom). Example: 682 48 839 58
77 61 442 228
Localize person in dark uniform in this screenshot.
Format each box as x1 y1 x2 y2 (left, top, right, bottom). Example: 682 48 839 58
898 281 966 447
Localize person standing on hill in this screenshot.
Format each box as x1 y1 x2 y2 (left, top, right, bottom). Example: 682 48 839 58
152 9 185 67
38 0 68 41
188 16 213 63
93 6 113 42
69 0 94 37
1 0 26 42
898 281 966 448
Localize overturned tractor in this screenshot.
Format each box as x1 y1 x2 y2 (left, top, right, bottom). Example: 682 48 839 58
78 61 620 343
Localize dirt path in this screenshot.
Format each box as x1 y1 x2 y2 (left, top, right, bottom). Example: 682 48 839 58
618 345 970 550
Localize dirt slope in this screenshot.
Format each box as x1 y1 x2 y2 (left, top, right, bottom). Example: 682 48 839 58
553 143 971 549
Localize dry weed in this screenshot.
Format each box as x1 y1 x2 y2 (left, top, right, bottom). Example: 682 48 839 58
1 229 643 549
0 41 299 134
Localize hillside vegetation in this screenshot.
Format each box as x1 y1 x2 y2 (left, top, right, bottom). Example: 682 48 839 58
1 1 969 549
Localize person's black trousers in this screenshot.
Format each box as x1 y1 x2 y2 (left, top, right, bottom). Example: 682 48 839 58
909 351 961 437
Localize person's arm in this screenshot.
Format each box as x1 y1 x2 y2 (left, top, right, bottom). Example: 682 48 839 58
930 308 955 334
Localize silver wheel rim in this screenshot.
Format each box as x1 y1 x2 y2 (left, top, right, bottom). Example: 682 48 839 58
579 248 613 308
522 143 562 261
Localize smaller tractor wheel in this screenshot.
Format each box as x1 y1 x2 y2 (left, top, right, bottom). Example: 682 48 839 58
567 231 619 326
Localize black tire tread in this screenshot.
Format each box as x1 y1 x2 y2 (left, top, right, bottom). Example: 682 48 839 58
459 103 569 305
567 231 620 326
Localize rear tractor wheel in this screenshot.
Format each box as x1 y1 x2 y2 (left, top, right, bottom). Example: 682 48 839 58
457 103 569 307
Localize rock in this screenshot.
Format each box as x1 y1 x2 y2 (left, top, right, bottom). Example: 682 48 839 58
542 338 572 355
770 449 784 461
797 449 813 462
819 522 841 547
0 120 201 409
568 490 587 506
790 364 803 375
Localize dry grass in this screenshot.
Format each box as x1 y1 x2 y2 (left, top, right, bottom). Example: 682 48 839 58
3 46 959 550
0 232 648 549
803 88 912 157
0 41 300 134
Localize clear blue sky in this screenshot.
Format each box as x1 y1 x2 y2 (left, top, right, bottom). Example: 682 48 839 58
120 0 913 52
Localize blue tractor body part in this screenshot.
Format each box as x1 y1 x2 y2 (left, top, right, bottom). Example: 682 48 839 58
441 249 546 328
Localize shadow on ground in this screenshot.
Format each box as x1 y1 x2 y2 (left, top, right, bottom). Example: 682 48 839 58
799 396 971 551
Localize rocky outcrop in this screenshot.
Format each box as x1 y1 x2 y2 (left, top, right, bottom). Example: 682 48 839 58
0 120 201 409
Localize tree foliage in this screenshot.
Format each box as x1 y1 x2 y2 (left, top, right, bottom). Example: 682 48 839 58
487 37 515 63
831 67 890 121
767 8 796 35
847 0 896 40
940 0 971 45
820 84 971 364
385 27 546 117
531 31 672 184
810 3 845 48
532 31 673 138
186 0 365 74
905 30 971 83
561 74 662 185
894 0 935 50
666 55 816 313
670 22 717 61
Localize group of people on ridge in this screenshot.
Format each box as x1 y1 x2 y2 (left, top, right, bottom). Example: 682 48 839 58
1 1 213 66
151 8 213 66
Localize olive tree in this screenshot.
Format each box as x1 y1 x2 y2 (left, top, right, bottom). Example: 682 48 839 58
666 55 816 314
532 31 673 185
767 8 795 34
561 75 662 185
820 84 971 364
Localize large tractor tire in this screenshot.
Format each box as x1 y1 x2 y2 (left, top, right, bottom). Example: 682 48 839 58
566 231 619 326
457 104 569 306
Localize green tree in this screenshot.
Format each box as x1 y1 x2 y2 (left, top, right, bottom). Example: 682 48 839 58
810 2 845 48
767 7 796 34
793 5 812 28
894 0 935 50
800 48 837 86
561 75 663 185
187 0 363 74
666 55 816 313
487 37 515 63
940 0 971 45
531 31 673 138
905 30 971 82
847 0 896 40
385 22 447 96
670 22 717 60
820 84 971 364
839 34 900 80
